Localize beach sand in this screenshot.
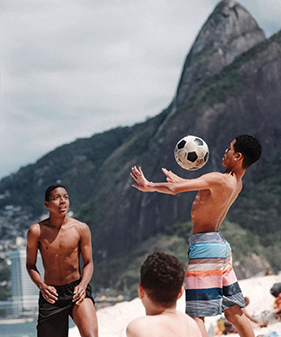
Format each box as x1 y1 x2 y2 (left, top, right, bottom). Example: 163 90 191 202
69 274 281 337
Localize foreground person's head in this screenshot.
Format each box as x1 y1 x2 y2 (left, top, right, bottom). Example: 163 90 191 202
139 252 185 308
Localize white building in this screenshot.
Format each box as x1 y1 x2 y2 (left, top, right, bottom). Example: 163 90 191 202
9 248 44 317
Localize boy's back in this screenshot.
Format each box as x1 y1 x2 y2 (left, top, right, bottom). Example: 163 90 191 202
126 310 201 337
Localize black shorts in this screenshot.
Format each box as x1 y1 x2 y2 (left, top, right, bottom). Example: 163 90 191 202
37 279 95 337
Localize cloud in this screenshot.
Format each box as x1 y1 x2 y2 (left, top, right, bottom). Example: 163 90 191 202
0 0 280 178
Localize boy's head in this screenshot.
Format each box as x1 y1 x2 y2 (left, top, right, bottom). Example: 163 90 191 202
45 184 67 201
140 252 185 308
234 135 262 168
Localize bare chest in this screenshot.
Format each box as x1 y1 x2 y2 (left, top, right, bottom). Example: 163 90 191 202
40 227 80 255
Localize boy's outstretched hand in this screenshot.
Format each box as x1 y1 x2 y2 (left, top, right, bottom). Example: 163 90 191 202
130 166 152 192
131 167 186 192
162 168 186 183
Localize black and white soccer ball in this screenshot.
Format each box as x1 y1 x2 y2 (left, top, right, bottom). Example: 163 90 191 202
174 135 209 170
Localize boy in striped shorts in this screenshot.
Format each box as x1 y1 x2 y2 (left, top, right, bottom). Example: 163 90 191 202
131 135 262 337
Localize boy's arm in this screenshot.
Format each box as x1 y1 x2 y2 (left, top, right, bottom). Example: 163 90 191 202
162 168 187 183
130 166 222 195
73 223 94 305
241 308 259 324
26 224 58 303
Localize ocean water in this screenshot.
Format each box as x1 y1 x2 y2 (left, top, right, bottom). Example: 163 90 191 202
0 321 36 337
0 320 76 337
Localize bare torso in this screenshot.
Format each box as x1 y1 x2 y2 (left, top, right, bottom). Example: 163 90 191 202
127 310 201 337
37 218 82 285
191 172 242 234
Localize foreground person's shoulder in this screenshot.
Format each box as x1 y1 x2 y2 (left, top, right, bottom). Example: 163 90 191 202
72 219 91 232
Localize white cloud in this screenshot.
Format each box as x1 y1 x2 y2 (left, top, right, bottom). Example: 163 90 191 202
0 0 280 178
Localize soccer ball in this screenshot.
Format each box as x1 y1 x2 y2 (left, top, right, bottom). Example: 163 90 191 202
174 135 209 170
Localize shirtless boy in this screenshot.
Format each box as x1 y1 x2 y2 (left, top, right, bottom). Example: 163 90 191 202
130 135 262 337
26 184 98 337
126 252 202 337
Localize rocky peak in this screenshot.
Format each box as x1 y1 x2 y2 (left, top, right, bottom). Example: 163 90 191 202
175 0 266 107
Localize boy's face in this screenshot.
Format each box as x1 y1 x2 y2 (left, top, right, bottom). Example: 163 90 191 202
45 187 69 215
222 139 237 167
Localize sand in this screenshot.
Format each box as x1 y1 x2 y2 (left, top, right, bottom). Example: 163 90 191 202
69 274 281 337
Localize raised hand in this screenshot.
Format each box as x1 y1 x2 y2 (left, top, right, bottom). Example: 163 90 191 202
162 168 186 183
130 166 151 192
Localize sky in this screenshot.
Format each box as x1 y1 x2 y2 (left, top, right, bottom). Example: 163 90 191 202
1 0 281 179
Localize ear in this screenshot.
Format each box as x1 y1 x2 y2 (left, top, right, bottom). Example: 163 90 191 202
44 201 49 209
234 152 243 161
177 286 184 300
138 284 145 299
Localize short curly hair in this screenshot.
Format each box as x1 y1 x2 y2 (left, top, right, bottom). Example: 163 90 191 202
234 135 262 168
140 252 185 307
45 184 68 201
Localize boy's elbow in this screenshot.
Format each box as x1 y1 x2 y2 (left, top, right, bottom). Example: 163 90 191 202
26 261 31 271
26 264 32 272
26 264 34 276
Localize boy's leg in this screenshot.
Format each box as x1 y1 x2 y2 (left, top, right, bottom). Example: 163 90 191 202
72 298 98 337
193 317 208 337
224 305 255 337
37 293 69 337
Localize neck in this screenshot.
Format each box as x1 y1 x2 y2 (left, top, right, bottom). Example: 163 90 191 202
48 213 68 228
224 167 245 179
145 303 177 316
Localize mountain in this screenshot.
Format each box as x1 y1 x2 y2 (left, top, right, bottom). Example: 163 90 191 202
175 0 266 106
1 0 281 295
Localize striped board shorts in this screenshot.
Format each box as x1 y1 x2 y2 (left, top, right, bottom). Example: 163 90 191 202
185 232 245 317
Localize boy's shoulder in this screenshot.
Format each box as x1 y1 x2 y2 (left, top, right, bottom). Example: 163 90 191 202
69 218 89 230
126 315 166 337
126 315 152 337
126 311 201 337
67 218 91 238
203 171 226 180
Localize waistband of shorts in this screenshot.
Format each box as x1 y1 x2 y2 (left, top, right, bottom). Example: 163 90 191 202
52 278 81 291
188 232 227 246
